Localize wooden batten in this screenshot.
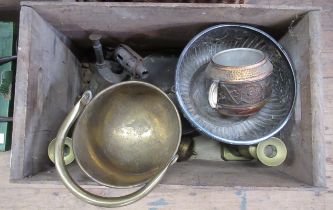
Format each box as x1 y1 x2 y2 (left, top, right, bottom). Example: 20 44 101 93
11 6 81 180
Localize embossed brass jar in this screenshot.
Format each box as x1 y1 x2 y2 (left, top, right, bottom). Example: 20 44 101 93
206 48 273 116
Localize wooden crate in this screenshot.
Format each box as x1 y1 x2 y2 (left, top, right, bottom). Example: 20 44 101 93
10 2 325 191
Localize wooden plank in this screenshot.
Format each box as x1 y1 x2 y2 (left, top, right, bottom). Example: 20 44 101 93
322 30 333 53
10 5 32 181
23 159 308 187
245 0 269 5
324 115 333 136
323 78 333 135
247 0 333 31
21 2 314 51
3 1 333 209
321 52 333 78
10 7 81 180
324 134 333 189
268 0 312 6
320 11 333 31
323 70 333 110
323 94 333 109
306 10 327 187
326 192 333 210
0 0 19 10
0 150 330 209
0 186 324 210
312 0 333 30
324 70 333 190
279 11 325 187
12 136 308 188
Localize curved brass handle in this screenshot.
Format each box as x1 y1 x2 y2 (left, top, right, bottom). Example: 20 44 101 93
55 91 177 208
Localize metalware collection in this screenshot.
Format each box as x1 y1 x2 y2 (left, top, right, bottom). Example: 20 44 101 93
48 24 296 207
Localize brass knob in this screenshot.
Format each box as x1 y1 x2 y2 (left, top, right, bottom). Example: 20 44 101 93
177 137 195 162
48 137 74 165
238 137 287 166
255 137 287 167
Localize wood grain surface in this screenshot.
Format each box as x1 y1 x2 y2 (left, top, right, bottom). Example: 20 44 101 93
1 0 333 209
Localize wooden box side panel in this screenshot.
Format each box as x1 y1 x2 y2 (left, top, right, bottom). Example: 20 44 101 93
279 11 325 187
308 11 326 188
10 6 81 180
24 2 311 50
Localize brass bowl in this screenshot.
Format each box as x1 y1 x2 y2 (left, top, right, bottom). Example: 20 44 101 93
73 81 181 187
206 48 273 116
54 81 181 207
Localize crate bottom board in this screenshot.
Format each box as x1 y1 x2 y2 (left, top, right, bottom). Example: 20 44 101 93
15 159 309 188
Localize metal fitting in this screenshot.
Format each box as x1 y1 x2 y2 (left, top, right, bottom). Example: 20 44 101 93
114 44 148 79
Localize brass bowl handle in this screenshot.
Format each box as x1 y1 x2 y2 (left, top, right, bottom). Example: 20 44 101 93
55 91 178 208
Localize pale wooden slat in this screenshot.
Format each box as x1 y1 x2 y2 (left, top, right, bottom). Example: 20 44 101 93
321 12 333 31
322 30 333 53
247 0 312 6
323 77 333 109
312 0 333 30
324 109 333 135
323 77 333 135
0 186 327 210
324 135 333 183
245 0 269 4
278 11 325 186
247 0 333 31
326 193 333 210
268 0 312 6
321 52 333 78
11 6 81 180
323 94 333 109
1 1 333 209
0 150 329 210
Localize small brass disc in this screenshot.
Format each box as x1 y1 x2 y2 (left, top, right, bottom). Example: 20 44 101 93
48 137 75 165
256 137 287 167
